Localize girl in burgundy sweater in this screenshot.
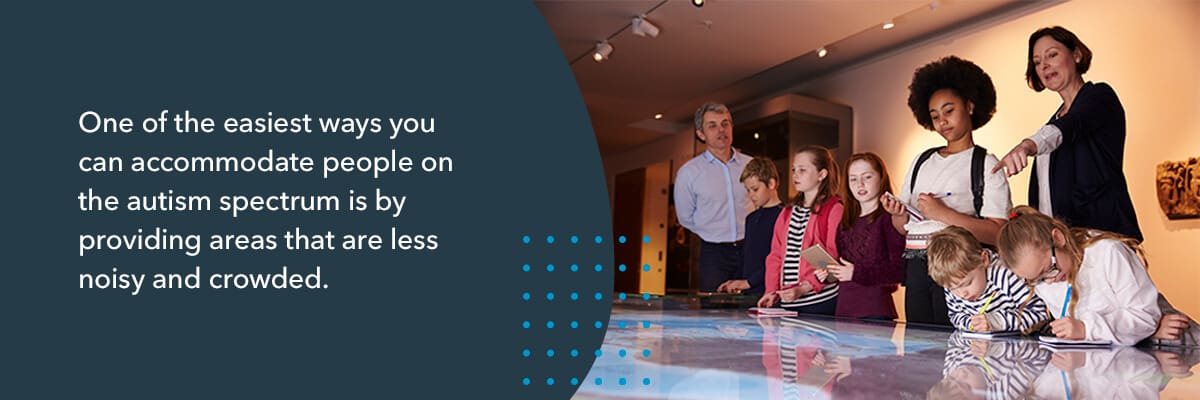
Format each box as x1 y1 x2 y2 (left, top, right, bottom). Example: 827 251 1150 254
828 153 905 319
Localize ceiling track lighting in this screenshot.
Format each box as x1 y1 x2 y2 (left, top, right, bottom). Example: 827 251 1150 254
570 0 668 66
883 19 895 30
816 46 828 58
593 41 613 62
632 15 660 38
692 0 704 8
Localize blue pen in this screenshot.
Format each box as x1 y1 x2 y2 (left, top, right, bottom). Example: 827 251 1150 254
1059 285 1074 400
932 192 952 198
1060 285 1073 318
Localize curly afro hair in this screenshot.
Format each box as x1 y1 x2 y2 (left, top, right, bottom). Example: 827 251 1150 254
907 56 997 131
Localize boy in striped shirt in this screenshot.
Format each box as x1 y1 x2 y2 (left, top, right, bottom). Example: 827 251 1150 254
928 226 1049 333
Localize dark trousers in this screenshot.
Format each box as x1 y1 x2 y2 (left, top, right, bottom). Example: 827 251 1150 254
904 257 950 326
699 241 742 292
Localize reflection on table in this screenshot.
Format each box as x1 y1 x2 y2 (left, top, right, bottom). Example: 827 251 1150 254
574 297 1200 399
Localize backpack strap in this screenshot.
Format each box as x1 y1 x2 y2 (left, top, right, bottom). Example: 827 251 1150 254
909 146 987 219
909 146 944 196
971 146 987 219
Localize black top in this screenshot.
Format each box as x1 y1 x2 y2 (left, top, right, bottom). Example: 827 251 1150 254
738 203 783 295
1031 82 1143 241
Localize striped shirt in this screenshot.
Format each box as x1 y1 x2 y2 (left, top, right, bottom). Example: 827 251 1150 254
942 332 1050 399
945 250 1048 333
782 206 838 308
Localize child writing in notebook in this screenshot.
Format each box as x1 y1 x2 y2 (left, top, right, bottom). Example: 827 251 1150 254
717 157 784 296
997 206 1160 345
827 152 904 319
881 55 1012 326
757 146 843 315
928 226 1048 333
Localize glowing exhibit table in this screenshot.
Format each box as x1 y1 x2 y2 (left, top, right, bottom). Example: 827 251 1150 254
575 299 1200 399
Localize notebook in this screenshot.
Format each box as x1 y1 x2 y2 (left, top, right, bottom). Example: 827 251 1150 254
748 307 799 317
1037 335 1113 349
799 244 838 269
961 330 1021 340
883 192 925 221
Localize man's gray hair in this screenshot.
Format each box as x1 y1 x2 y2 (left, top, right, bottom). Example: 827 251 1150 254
693 101 730 131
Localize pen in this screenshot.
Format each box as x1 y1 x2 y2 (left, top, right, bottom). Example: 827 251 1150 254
1060 285 1073 318
929 192 952 198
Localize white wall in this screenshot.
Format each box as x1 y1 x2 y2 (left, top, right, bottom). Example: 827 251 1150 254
795 0 1200 317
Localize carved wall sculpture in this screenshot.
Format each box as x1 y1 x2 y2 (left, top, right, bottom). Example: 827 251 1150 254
1156 157 1200 219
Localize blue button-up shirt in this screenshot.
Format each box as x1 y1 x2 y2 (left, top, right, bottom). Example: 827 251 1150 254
673 149 753 243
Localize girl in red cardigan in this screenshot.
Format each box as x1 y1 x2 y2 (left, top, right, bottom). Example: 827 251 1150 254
757 146 844 315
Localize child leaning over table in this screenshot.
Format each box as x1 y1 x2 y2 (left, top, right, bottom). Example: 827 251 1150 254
928 226 1048 333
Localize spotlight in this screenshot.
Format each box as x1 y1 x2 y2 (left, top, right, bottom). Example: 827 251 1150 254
883 19 895 30
753 132 760 140
593 41 613 62
653 113 663 120
692 0 704 7
817 47 828 58
632 16 660 38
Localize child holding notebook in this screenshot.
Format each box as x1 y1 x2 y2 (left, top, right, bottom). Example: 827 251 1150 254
757 146 843 315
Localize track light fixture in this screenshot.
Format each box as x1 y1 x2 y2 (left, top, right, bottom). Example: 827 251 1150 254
883 19 895 30
632 15 660 38
817 47 828 58
692 0 704 7
593 41 613 62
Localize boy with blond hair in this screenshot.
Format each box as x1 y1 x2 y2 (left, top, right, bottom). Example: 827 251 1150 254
928 226 1048 332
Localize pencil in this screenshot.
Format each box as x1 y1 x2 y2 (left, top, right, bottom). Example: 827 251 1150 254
979 292 995 315
1060 285 1073 318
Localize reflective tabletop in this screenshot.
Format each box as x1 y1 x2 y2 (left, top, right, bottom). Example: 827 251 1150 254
575 299 1200 399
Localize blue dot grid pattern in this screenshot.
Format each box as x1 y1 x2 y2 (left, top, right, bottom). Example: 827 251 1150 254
584 320 659 390
516 233 612 396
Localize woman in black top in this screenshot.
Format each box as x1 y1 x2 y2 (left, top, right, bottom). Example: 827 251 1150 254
992 26 1142 242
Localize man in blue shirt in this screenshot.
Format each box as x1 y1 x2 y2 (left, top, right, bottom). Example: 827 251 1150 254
674 102 753 292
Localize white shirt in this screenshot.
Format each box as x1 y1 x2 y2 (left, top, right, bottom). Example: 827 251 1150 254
1031 347 1159 400
899 146 1012 220
1033 238 1161 345
1026 124 1064 216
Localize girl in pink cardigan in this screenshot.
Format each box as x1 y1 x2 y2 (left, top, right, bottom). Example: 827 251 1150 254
757 146 844 315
